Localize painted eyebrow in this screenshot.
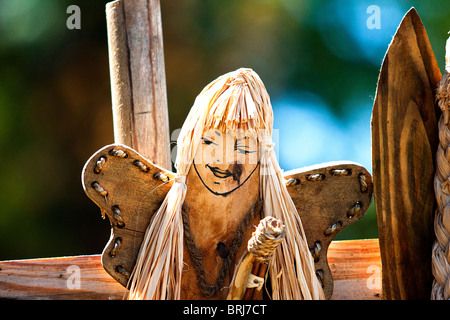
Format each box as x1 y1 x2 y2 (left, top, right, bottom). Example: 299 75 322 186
236 137 255 144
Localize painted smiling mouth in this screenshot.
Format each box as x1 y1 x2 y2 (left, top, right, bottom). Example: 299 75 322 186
206 164 233 179
193 160 260 197
206 164 243 184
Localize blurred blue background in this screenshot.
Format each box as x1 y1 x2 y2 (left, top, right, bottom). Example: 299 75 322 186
1 0 450 259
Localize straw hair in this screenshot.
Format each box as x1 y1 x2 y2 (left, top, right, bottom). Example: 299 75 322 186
127 68 324 300
432 52 450 300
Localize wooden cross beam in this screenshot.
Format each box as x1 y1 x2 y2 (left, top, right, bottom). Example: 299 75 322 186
0 239 381 300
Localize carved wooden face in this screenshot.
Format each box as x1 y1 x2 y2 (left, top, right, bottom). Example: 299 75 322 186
181 130 262 299
192 130 260 197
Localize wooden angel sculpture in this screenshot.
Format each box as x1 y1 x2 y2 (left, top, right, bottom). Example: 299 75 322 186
82 68 373 300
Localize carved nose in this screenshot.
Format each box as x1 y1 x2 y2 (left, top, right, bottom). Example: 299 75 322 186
229 163 243 182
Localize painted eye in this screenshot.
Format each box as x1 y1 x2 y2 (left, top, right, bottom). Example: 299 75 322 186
235 142 256 154
237 148 253 155
202 137 217 145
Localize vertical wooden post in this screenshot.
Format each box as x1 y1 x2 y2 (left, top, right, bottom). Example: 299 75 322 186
371 8 441 300
106 0 171 170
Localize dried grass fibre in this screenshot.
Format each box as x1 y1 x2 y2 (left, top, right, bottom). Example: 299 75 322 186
126 68 325 300
432 39 450 299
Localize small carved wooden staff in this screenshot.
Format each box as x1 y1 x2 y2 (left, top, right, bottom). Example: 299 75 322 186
243 217 285 300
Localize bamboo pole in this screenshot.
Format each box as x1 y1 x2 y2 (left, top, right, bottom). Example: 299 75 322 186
106 0 171 170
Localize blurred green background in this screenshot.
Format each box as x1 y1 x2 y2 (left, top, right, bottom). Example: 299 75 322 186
1 0 450 260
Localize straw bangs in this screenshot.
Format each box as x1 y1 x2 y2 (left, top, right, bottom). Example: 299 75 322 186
175 68 273 172
202 68 274 135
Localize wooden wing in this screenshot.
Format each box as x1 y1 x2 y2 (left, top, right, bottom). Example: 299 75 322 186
83 144 373 299
82 144 175 286
284 161 373 299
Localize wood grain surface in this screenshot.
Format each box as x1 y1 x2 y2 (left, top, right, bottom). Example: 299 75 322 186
371 8 441 299
0 239 381 300
82 144 175 287
106 0 171 170
285 161 373 299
